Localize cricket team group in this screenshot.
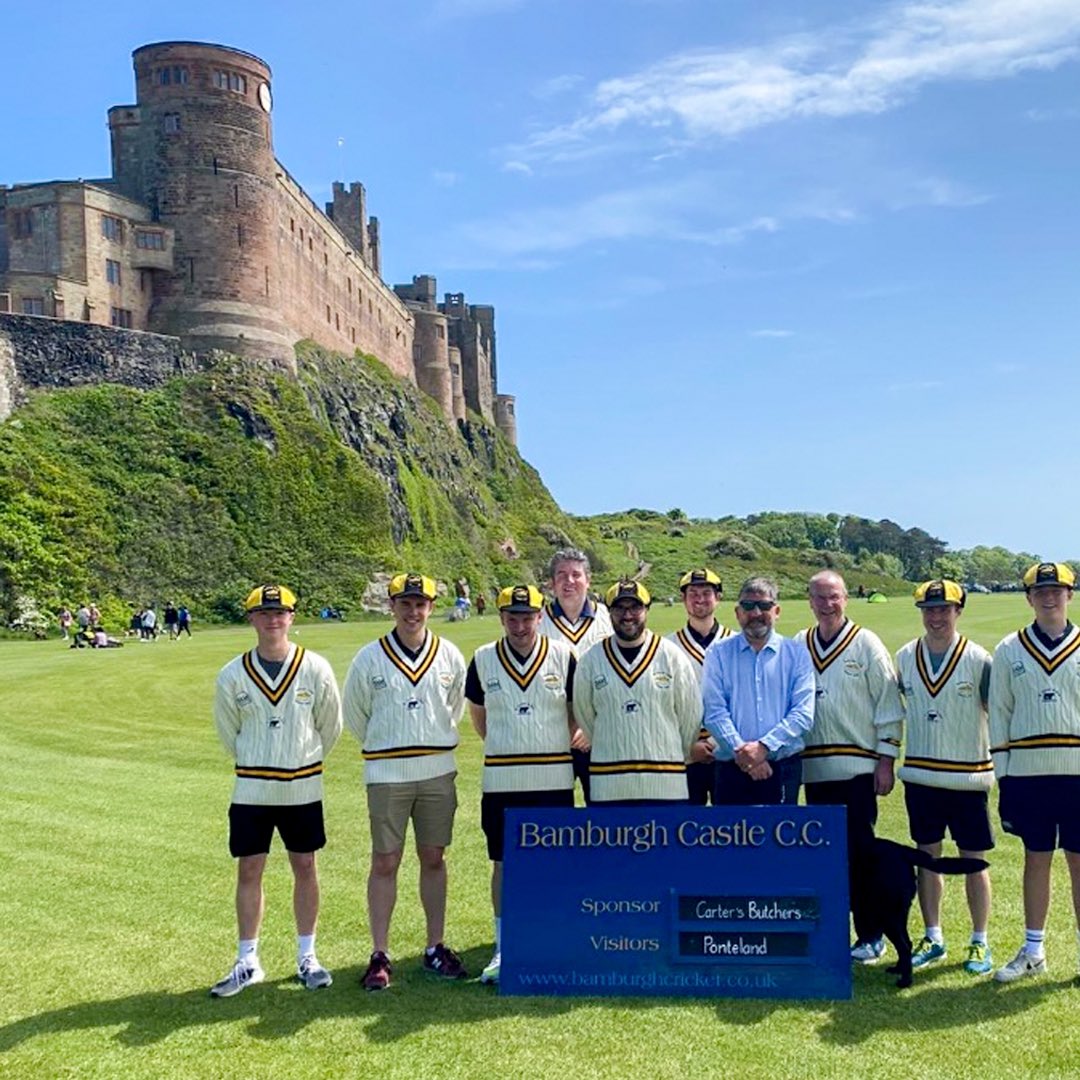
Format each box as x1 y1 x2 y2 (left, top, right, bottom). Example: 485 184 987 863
209 549 1080 996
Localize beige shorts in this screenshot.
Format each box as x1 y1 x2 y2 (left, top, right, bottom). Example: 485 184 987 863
367 771 458 853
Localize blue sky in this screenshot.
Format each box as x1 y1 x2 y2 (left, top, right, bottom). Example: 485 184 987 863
4 0 1080 557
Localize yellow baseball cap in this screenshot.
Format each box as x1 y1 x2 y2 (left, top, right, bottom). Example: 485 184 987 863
388 572 438 600
606 579 651 606
244 584 297 612
679 568 722 592
497 584 544 612
914 579 966 609
1022 562 1076 590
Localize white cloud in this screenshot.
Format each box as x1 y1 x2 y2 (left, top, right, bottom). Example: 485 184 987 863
449 177 783 260
533 74 584 100
502 160 534 176
432 170 460 187
508 0 1080 163
750 328 794 338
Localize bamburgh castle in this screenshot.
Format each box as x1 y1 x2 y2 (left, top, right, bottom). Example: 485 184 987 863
0 40 517 443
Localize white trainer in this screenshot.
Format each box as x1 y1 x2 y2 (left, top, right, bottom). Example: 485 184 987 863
210 958 265 997
994 948 1047 983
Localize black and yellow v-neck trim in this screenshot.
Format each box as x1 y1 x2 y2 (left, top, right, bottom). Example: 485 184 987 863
1019 624 1080 675
916 635 968 697
544 602 595 645
496 636 549 691
243 645 305 705
602 632 661 687
379 631 440 685
806 621 860 674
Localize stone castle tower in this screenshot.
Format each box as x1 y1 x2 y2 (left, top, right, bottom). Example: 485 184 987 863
108 42 295 361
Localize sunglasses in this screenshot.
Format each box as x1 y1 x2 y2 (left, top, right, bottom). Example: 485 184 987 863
738 599 776 612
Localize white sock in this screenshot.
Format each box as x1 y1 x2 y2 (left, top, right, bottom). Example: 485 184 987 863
494 916 502 953
298 933 316 962
971 931 988 946
238 938 259 964
925 926 944 945
1024 928 1045 958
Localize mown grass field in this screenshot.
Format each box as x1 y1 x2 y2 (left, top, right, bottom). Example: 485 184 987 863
3 592 1079 1079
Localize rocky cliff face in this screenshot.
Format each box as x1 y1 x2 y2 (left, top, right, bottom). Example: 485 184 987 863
0 330 593 619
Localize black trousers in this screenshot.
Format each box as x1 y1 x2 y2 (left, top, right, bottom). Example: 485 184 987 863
804 773 879 943
713 755 802 806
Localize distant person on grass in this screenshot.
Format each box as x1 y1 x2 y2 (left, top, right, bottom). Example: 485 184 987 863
895 579 995 976
665 568 733 806
538 548 613 804
796 570 903 966
177 605 192 637
573 580 702 805
210 584 343 998
990 562 1080 983
343 573 468 991
467 584 576 985
703 575 815 806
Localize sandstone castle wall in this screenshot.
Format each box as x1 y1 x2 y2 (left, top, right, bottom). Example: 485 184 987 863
0 40 517 443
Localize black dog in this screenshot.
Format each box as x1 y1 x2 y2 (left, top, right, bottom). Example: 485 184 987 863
852 838 989 988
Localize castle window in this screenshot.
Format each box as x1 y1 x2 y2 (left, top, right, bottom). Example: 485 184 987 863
102 215 124 242
326 305 332 324
290 218 295 234
335 312 340 330
215 71 247 94
163 114 181 134
105 259 122 286
11 209 33 239
157 66 189 86
0 293 10 314
21 297 45 316
110 307 133 328
436 325 445 340
135 231 165 250
350 327 355 343
139 270 148 292
237 223 244 247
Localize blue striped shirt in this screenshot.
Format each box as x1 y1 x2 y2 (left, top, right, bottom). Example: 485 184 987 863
702 630 815 760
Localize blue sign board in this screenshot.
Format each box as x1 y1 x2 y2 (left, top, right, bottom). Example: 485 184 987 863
501 805 850 999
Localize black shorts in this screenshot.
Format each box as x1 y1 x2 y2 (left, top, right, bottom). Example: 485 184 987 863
228 801 326 857
481 789 574 861
904 783 993 852
1001 775 1080 853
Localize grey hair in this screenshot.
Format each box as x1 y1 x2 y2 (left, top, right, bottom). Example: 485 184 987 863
739 575 779 602
808 570 847 596
548 548 591 580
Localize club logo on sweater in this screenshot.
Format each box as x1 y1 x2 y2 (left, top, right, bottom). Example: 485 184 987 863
1012 661 1026 676
439 672 455 688
486 678 503 693
235 691 251 707
295 688 314 704
652 672 672 689
957 681 974 697
371 675 387 689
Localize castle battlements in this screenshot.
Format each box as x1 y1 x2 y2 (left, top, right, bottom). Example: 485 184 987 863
0 40 515 443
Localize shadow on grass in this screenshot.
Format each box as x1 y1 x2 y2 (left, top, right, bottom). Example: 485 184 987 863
0 945 1059 1051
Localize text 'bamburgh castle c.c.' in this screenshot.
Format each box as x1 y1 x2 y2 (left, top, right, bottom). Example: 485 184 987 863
0 40 517 443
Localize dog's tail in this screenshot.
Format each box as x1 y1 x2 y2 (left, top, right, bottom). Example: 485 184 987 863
877 839 988 875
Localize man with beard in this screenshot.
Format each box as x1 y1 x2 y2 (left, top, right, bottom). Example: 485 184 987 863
703 575 815 806
467 584 576 985
572 580 701 805
539 548 613 803
666 568 732 805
